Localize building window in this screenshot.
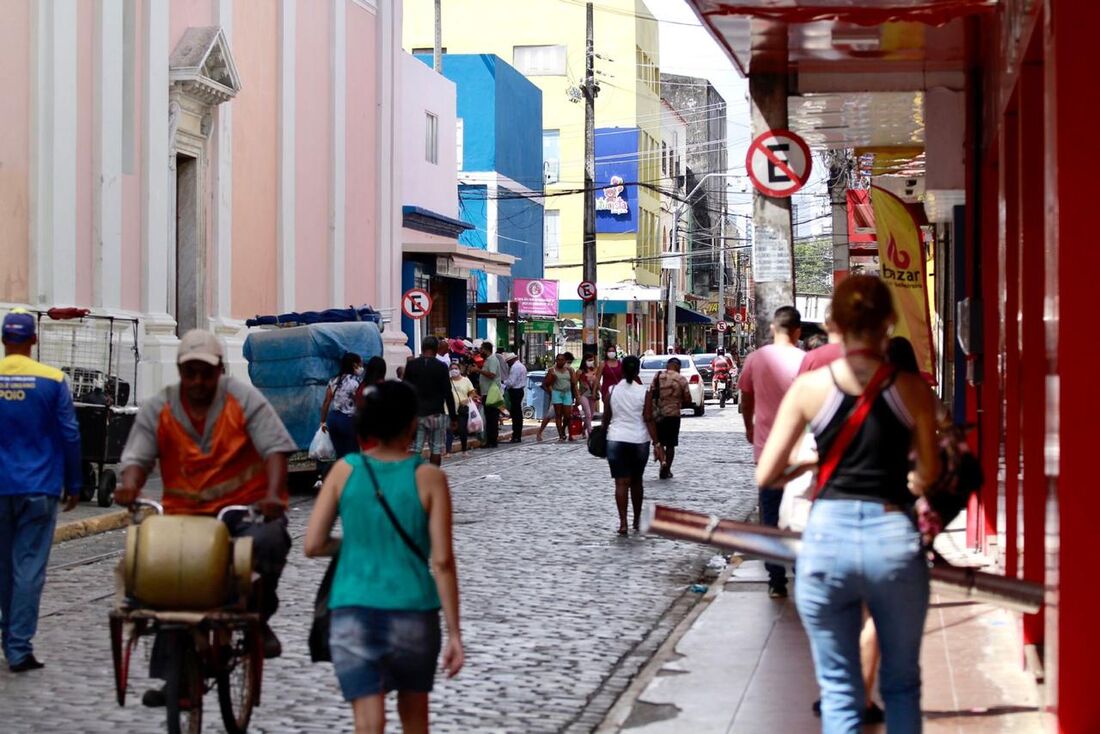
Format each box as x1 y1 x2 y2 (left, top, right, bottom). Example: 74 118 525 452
412 46 446 56
425 112 438 164
543 130 560 184
544 210 560 264
513 45 567 76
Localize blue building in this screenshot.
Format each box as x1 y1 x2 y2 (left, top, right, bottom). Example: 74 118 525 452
413 53 544 346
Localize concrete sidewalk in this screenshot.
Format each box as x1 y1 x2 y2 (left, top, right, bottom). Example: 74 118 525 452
601 557 1045 733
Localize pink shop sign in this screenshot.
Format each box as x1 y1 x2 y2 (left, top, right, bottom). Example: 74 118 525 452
513 278 559 317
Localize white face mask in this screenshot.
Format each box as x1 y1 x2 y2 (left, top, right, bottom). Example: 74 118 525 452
449 369 461 378
354 366 365 377
607 351 617 359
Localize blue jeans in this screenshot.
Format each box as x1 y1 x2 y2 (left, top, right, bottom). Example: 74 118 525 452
758 487 787 589
0 494 59 666
796 500 929 734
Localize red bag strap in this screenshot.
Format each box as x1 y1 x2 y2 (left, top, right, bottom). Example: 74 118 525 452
813 364 896 500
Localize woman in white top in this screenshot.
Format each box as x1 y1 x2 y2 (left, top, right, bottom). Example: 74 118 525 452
604 355 660 535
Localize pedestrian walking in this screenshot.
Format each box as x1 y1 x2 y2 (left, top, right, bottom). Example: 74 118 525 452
648 356 689 479
0 310 83 672
576 357 599 436
320 352 363 459
435 337 452 367
115 328 297 688
537 352 578 442
447 365 478 455
402 337 457 467
595 344 623 410
305 380 464 734
503 352 527 443
469 341 508 449
739 306 804 598
756 276 939 734
604 355 660 535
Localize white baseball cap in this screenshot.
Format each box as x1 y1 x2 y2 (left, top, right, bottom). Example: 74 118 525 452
177 329 224 366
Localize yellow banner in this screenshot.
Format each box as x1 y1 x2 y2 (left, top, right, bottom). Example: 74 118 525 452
871 186 936 381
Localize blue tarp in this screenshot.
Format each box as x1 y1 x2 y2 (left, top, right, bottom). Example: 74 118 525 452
243 322 384 449
244 306 382 329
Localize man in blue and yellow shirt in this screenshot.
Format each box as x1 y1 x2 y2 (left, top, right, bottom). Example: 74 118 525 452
0 309 82 672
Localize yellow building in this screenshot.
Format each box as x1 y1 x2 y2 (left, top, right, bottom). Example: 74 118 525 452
404 0 664 352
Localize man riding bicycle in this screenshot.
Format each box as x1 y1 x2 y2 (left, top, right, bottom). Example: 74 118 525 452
115 329 297 705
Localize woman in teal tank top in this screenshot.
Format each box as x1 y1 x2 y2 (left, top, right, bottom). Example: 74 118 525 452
305 381 463 733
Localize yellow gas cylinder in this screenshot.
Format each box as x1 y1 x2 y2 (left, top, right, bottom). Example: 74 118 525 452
124 514 232 609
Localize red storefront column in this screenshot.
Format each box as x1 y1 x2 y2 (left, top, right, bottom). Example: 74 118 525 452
1045 1 1100 727
1017 61 1045 649
977 151 1001 549
1001 100 1021 579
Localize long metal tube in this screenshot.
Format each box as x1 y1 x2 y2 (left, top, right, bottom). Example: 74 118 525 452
642 504 1044 615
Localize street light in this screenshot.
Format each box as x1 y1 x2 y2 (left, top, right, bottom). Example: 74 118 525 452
666 172 744 353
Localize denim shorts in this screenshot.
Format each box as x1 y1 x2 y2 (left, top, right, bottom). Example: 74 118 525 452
330 607 442 700
550 389 574 406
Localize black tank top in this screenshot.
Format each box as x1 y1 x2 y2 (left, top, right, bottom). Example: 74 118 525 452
811 368 915 506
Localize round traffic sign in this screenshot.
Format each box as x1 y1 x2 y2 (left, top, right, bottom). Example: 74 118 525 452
401 288 433 320
717 321 729 333
733 312 744 324
577 280 597 303
746 129 812 198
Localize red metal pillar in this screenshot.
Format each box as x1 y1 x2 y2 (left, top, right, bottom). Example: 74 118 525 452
978 148 1001 549
1045 1 1100 727
1001 99 1021 579
1018 50 1046 651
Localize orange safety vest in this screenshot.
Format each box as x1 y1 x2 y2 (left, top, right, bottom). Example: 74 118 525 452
156 393 279 515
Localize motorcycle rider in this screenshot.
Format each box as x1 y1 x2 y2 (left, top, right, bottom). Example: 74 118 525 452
712 347 735 403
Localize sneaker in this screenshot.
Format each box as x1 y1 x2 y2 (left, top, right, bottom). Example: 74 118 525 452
262 624 282 659
142 687 167 708
863 702 885 724
812 699 821 717
767 585 788 599
9 655 44 673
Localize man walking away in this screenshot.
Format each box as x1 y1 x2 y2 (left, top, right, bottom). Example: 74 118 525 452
503 352 527 443
470 341 507 449
739 306 804 598
0 310 83 672
402 336 457 466
649 356 689 479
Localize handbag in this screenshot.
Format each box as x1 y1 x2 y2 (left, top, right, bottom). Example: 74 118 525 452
924 422 984 526
587 425 608 458
308 555 338 663
778 433 817 532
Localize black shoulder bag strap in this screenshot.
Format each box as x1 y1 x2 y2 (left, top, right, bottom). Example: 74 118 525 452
361 459 430 566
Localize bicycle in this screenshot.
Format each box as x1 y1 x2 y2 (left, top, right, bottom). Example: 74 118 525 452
110 499 265 734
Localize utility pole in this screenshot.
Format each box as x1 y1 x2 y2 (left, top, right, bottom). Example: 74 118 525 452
717 212 726 350
433 0 442 73
666 222 678 352
581 1 598 359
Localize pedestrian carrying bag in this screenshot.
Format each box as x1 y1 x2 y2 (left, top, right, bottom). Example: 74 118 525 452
467 400 485 433
308 427 336 461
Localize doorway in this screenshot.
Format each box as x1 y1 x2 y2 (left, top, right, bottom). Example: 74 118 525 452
175 153 201 336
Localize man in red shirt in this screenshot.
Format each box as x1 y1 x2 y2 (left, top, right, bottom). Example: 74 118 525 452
798 309 843 375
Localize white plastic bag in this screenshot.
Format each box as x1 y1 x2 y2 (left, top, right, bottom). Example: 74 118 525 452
308 426 336 461
466 401 485 434
778 433 817 532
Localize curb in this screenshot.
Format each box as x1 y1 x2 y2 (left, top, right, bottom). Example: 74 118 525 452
53 508 130 545
594 555 742 733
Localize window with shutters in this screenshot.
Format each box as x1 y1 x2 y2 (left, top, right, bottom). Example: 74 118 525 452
513 45 567 76
543 210 560 264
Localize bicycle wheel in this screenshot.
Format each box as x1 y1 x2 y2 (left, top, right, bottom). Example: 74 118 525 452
216 627 261 734
164 630 203 734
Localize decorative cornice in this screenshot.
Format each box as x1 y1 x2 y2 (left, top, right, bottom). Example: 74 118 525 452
169 26 241 106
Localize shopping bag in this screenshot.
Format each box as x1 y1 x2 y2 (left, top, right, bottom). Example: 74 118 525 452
308 426 336 461
486 382 505 409
308 555 338 663
467 401 485 433
587 425 608 458
569 411 584 438
778 433 817 532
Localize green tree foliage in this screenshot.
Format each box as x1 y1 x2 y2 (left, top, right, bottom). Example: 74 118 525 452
794 237 833 295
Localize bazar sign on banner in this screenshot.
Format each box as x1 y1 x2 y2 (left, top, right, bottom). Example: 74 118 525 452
871 185 936 382
513 278 559 317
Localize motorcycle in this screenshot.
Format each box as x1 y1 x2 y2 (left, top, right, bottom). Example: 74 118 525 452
714 374 732 408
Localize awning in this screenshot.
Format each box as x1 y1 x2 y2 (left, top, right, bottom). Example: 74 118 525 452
676 305 714 325
402 239 516 277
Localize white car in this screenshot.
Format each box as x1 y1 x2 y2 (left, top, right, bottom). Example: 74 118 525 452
638 355 706 416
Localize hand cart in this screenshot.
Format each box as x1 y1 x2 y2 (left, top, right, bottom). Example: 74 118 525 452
34 309 140 506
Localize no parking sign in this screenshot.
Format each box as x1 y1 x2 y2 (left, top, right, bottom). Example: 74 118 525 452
746 129 812 198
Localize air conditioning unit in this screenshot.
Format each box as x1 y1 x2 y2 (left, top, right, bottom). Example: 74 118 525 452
543 159 560 185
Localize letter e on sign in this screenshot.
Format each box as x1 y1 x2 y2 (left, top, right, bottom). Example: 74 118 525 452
746 130 812 198
577 281 597 303
402 288 433 320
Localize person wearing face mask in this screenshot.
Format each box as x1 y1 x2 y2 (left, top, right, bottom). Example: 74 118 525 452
595 344 623 412
576 356 599 436
446 365 478 455
321 352 365 459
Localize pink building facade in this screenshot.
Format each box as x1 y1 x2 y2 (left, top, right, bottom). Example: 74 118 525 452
0 0 408 397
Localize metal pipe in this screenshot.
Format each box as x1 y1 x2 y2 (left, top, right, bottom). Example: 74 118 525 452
642 504 1044 615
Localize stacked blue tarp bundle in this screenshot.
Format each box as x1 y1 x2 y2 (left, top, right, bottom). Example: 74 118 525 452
243 322 384 450
244 306 382 328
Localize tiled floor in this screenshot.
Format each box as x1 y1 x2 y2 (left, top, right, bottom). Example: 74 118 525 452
616 560 1046 733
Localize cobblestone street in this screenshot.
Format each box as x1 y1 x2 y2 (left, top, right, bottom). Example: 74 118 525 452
0 406 757 733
